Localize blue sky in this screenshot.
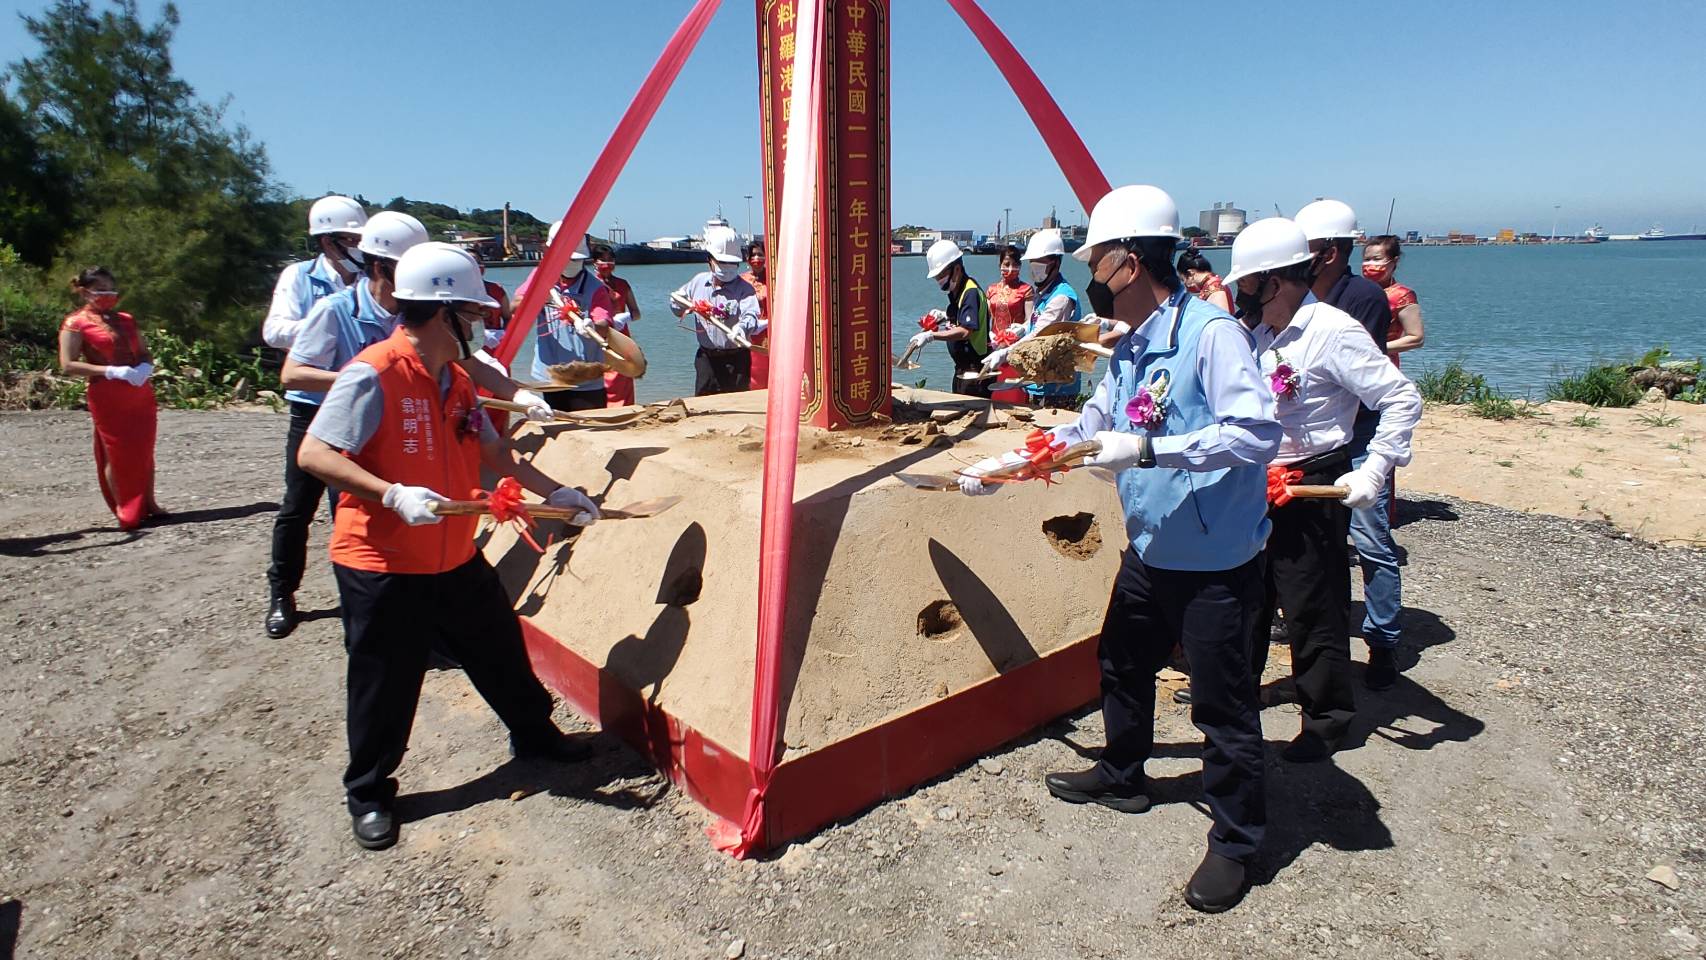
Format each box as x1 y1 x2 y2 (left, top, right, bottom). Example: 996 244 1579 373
5 0 1703 239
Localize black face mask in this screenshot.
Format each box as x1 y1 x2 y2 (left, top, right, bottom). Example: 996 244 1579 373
936 273 954 293
1083 250 1128 318
1235 277 1272 328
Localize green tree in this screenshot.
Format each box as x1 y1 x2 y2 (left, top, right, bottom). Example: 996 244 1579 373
7 0 290 347
0 93 73 266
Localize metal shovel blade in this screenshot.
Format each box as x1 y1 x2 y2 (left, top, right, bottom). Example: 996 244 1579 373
894 472 960 492
599 496 683 520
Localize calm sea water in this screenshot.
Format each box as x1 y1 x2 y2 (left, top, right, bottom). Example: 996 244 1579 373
488 242 1706 404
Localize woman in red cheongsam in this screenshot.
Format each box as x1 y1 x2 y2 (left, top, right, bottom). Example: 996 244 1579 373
984 244 1033 404
57 266 161 529
1176 249 1233 314
1360 235 1425 366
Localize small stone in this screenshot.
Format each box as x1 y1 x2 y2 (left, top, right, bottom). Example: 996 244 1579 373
932 681 949 698
509 790 528 802
935 805 958 822
1667 928 1700 950
1647 864 1681 890
987 865 1004 876
60 807 73 818
808 835 827 850
977 758 1004 776
725 938 746 959
738 441 763 452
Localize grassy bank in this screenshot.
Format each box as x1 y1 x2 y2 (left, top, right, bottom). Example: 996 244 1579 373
1415 347 1702 420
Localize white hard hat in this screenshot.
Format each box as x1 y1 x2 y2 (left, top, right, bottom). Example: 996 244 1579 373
924 239 963 279
1224 217 1314 285
308 196 367 236
545 220 590 259
702 225 743 263
392 242 498 307
1072 185 1181 262
1021 228 1065 261
1294 199 1358 241
357 211 429 261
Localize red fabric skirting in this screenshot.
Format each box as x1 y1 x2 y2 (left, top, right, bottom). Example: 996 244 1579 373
86 379 157 529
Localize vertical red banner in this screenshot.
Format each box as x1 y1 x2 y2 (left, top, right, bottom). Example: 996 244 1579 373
756 0 890 429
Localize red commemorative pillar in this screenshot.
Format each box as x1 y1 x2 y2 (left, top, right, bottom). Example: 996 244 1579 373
756 0 891 429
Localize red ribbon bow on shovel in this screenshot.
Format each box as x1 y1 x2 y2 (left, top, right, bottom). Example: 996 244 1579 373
475 476 548 552
1266 465 1304 507
1019 428 1070 485
919 312 940 332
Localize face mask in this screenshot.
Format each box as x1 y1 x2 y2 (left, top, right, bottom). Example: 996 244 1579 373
594 261 615 280
1000 264 1019 282
1028 261 1052 284
1083 251 1129 318
1362 261 1394 284
89 291 120 312
748 256 766 275
936 273 954 293
1235 276 1275 327
562 259 584 279
1184 275 1204 293
450 310 485 358
711 262 742 283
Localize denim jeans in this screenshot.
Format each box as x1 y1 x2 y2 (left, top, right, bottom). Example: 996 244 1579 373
1347 415 1402 649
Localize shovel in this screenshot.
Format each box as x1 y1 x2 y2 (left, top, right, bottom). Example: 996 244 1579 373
895 439 1103 491
892 339 923 370
1087 466 1348 501
480 397 647 426
671 293 768 353
428 495 681 521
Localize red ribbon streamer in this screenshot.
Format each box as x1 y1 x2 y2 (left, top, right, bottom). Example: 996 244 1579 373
944 0 1111 210
1267 465 1303 508
492 0 724 369
718 0 826 859
919 313 939 332
477 477 545 552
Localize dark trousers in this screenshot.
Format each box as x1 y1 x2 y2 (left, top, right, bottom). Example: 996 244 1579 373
334 554 557 815
695 347 751 396
1096 549 1267 862
268 401 336 596
952 360 992 398
546 386 607 411
1252 450 1357 747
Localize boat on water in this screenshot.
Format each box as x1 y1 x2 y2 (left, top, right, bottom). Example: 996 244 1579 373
1636 224 1706 241
1582 224 1609 243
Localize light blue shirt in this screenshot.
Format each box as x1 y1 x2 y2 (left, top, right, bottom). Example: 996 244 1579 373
668 272 765 350
530 270 610 387
285 280 397 407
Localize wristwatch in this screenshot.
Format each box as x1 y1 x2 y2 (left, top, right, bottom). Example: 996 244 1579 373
1137 435 1157 469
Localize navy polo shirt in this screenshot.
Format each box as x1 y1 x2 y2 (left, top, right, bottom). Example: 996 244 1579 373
1323 272 1393 346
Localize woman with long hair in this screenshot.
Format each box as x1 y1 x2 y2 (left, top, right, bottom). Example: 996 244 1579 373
57 266 161 529
1176 249 1233 314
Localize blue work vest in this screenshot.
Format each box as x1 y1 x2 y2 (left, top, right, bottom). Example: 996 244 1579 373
284 281 397 406
1110 289 1269 572
292 256 343 320
531 271 609 388
1026 275 1083 400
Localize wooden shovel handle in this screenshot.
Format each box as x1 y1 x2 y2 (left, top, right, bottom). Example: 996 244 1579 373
1286 485 1350 499
671 293 767 353
427 500 585 520
984 440 1102 481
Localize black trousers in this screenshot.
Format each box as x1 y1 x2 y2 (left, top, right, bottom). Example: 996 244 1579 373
546 386 607 411
268 401 337 596
334 554 558 815
951 360 992 398
695 348 751 395
1252 449 1357 747
1096 549 1267 862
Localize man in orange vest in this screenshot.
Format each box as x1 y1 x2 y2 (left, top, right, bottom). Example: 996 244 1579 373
297 242 601 851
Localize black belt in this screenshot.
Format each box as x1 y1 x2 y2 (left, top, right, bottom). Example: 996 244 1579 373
698 346 748 357
1285 446 1350 476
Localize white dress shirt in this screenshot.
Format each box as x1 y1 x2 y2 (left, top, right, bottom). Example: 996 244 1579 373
1254 294 1421 472
1050 291 1280 471
262 255 348 349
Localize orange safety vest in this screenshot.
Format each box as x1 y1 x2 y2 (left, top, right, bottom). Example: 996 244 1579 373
328 327 484 575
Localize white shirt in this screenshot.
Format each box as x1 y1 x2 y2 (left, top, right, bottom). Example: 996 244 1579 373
1254 294 1421 472
262 255 349 349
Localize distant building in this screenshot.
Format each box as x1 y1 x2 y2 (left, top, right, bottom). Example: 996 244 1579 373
1198 202 1247 240
1404 231 1421 244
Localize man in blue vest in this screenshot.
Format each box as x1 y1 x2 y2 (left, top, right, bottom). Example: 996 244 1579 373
1017 227 1084 409
262 195 367 350
959 185 1281 913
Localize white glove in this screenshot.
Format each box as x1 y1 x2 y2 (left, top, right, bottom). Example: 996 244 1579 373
124 362 153 386
382 483 445 526
926 309 949 323
513 389 554 422
1335 469 1383 510
1085 431 1152 471
545 486 601 526
609 311 632 332
572 313 596 338
104 364 134 382
980 347 1010 372
957 452 1025 496
908 330 934 349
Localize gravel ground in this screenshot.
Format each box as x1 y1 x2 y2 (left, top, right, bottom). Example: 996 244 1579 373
1 409 1703 960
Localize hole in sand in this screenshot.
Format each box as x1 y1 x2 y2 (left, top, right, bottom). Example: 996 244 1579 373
917 599 963 640
1042 512 1102 560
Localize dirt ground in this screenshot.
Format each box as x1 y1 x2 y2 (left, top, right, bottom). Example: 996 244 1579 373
2 409 1704 960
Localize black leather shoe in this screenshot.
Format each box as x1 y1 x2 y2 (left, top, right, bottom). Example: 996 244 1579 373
1044 767 1151 813
1184 852 1248 913
1364 647 1397 691
1172 687 1192 706
352 808 397 850
509 729 594 763
1282 732 1334 763
265 593 298 639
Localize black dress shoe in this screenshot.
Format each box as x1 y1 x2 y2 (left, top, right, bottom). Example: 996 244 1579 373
1044 767 1151 813
1282 732 1335 763
1172 687 1192 706
509 729 594 763
352 808 397 850
265 593 298 639
1184 852 1249 913
1364 647 1397 691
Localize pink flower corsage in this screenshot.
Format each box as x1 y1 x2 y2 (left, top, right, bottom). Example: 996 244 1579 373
1268 350 1300 399
1125 385 1168 430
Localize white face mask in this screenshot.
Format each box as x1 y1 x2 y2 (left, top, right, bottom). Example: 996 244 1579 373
450 310 486 357
1028 261 1052 284
562 259 584 279
711 262 742 283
